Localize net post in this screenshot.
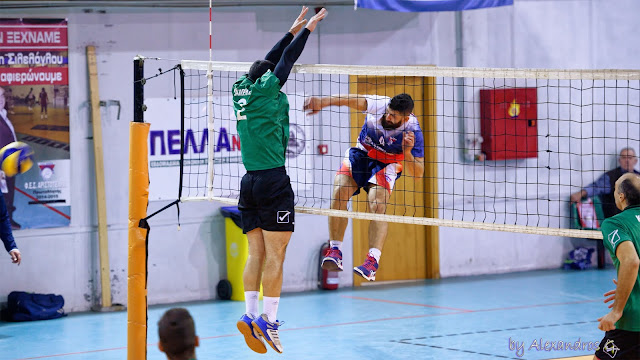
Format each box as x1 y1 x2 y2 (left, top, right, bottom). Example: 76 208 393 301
134 56 144 123
179 64 185 200
128 55 149 360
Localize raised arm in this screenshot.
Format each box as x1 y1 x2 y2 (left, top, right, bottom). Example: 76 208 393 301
264 33 294 65
303 94 368 114
273 8 327 86
264 7 309 64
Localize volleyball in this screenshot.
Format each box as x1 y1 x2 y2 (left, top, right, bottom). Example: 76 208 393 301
0 142 34 177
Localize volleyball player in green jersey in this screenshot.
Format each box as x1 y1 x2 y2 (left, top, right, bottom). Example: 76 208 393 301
594 172 640 360
232 7 327 355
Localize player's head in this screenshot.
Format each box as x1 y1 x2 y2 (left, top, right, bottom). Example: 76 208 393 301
614 173 640 210
158 308 199 360
248 60 275 82
382 93 414 130
619 147 637 172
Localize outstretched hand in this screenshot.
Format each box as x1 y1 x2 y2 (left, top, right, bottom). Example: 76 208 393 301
289 6 309 36
305 8 327 32
303 96 323 115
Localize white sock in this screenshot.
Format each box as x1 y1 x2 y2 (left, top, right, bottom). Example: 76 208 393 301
329 240 342 250
368 248 381 263
245 291 259 317
263 296 280 323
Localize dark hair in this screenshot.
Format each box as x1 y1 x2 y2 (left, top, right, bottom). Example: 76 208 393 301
248 60 275 82
389 93 414 115
619 176 640 206
158 308 196 359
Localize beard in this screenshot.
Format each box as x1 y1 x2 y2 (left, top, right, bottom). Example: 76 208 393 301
381 115 402 130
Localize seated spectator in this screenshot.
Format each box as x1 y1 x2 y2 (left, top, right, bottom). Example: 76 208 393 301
571 148 640 219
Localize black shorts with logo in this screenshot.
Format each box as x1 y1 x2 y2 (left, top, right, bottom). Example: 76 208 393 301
238 166 295 233
595 329 640 360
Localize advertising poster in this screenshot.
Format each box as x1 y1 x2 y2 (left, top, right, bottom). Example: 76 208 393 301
145 96 313 202
0 19 70 229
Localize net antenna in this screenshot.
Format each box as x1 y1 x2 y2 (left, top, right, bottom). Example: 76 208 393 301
207 63 215 198
209 0 212 63
179 60 640 240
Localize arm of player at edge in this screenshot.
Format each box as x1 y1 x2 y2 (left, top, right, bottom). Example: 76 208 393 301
598 240 640 331
0 192 20 265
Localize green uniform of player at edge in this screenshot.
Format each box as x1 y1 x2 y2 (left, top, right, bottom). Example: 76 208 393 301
594 172 640 360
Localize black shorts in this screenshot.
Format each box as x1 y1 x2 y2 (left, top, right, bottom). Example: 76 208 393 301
238 166 294 233
595 329 640 360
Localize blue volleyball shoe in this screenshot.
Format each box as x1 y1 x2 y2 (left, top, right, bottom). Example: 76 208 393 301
353 254 378 281
237 313 267 354
252 314 284 353
322 247 344 271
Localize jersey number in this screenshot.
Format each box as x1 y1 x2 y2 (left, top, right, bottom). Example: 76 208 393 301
236 98 247 120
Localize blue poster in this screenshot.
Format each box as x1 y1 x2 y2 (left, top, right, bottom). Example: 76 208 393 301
356 0 513 12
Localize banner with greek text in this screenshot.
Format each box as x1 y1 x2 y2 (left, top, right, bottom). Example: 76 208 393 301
146 96 313 202
0 19 70 229
356 0 513 12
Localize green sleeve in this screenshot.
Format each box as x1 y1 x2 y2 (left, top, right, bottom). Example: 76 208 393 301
601 218 632 255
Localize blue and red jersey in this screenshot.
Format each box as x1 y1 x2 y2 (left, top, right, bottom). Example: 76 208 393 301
355 95 424 164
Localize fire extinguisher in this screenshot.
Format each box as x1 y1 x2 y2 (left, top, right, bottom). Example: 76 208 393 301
318 243 339 290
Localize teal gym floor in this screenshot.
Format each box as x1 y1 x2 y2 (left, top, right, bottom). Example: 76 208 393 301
0 268 616 360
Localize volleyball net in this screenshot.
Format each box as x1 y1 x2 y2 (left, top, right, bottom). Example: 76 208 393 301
172 60 640 239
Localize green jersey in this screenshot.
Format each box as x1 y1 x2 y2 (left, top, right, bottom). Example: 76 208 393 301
232 70 289 171
600 204 640 331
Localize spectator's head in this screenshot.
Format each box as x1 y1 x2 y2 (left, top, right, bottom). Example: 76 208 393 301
248 60 275 82
614 173 640 210
0 87 5 111
618 148 637 172
158 308 198 360
382 93 414 130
